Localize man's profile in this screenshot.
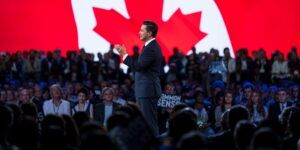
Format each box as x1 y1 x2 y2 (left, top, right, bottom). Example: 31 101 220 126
115 20 163 136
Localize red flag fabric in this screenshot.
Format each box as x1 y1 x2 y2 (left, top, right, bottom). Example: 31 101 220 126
216 0 300 57
0 0 299 58
0 0 79 55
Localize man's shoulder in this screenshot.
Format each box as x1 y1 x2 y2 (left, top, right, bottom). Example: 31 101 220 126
43 99 52 105
95 102 105 107
61 99 70 105
146 39 159 48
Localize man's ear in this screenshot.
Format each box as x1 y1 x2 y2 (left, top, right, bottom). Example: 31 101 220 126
148 31 152 37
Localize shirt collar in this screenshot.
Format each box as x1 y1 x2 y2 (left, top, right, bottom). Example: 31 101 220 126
145 38 155 47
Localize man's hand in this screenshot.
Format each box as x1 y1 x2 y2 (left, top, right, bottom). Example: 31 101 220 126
114 44 127 56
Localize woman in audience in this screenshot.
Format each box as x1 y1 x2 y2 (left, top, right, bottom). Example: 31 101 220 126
246 90 268 125
271 51 290 83
215 90 235 131
72 87 93 118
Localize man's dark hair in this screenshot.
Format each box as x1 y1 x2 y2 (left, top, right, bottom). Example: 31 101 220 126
11 116 39 150
143 20 158 37
250 128 281 150
106 112 130 131
0 105 13 143
40 115 67 150
20 103 38 120
177 131 208 150
234 120 256 150
62 115 80 147
169 108 198 142
73 111 91 129
7 103 22 123
229 105 249 130
80 130 118 150
77 87 89 97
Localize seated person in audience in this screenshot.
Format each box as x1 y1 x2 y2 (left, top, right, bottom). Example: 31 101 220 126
215 90 234 131
158 83 178 134
235 82 254 105
280 106 299 135
72 87 93 119
250 128 281 150
111 84 127 106
246 90 268 125
19 88 32 105
43 84 71 116
263 85 277 108
5 89 17 105
193 91 210 133
271 52 290 82
93 87 120 126
176 131 208 150
167 107 199 147
234 120 256 150
282 107 300 150
209 105 249 150
268 88 292 121
0 105 14 149
32 84 45 114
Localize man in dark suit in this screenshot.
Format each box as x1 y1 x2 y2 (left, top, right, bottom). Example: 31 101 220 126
93 102 120 125
93 87 120 125
115 21 163 136
268 88 292 121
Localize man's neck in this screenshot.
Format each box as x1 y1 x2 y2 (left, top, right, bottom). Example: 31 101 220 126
144 38 155 46
224 103 232 109
104 101 113 105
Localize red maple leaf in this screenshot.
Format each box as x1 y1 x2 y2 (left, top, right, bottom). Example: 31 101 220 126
93 0 207 60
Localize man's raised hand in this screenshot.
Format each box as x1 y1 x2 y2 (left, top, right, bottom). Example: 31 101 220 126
114 44 127 56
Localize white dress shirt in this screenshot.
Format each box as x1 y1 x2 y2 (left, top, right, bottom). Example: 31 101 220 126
43 99 71 116
280 102 287 112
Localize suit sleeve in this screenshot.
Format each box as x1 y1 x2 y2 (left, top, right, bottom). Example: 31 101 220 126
268 104 277 120
93 104 104 124
93 105 99 121
123 47 155 71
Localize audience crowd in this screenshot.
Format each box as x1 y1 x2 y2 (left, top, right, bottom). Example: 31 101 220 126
0 46 300 150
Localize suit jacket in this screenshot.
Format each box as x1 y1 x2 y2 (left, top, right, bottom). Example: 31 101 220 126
268 101 292 121
124 40 163 98
93 102 120 125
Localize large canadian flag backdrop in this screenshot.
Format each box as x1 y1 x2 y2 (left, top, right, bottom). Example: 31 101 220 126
0 0 300 59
